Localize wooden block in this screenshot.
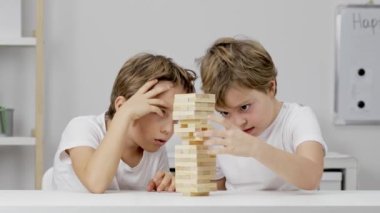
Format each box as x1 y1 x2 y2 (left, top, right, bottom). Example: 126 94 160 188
175 157 216 163
173 111 213 121
174 102 214 107
175 147 208 155
180 140 205 145
175 132 207 141
174 94 216 103
175 172 216 181
174 122 211 129
174 136 217 197
177 134 204 139
176 182 217 192
175 145 208 151
174 132 195 137
175 153 216 159
176 180 211 185
175 94 215 99
175 122 211 129
175 161 215 167
177 136 206 142
175 175 212 183
174 114 213 120
173 111 212 116
174 169 216 176
174 127 204 133
182 192 209 196
175 165 216 172
175 152 213 159
175 167 216 176
178 120 208 125
174 126 211 134
175 166 216 172
175 174 215 180
173 104 214 112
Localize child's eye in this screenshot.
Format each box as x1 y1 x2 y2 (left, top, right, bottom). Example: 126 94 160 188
219 111 229 117
240 104 250 112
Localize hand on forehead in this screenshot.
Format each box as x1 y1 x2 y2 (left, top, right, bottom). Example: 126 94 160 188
148 80 175 109
152 80 174 90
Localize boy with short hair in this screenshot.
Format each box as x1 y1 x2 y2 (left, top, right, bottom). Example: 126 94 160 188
198 37 327 191
52 53 196 193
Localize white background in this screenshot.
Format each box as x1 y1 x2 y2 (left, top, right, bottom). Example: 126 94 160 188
0 0 379 189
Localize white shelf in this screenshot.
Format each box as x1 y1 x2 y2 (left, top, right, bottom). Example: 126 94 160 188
324 151 357 190
0 137 36 146
0 37 36 46
325 151 357 168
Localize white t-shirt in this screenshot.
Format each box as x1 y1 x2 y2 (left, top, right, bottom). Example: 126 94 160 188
52 113 169 192
215 103 327 191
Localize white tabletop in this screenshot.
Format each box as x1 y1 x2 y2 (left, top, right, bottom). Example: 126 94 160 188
0 190 379 213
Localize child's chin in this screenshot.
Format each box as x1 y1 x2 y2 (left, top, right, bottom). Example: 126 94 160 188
144 145 160 153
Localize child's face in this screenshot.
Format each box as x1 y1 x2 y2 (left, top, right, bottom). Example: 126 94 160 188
130 81 186 152
215 85 279 137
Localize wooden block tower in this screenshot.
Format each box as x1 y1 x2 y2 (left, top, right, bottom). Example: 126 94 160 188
173 94 217 196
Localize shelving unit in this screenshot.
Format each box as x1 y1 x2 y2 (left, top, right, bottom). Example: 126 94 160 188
0 37 36 46
0 137 35 146
0 0 44 189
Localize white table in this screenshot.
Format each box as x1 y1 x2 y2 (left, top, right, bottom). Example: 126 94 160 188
0 190 379 213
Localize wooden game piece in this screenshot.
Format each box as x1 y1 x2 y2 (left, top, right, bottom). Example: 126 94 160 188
173 93 216 196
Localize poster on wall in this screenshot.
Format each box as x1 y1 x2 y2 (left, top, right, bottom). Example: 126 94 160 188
335 4 380 125
0 0 21 37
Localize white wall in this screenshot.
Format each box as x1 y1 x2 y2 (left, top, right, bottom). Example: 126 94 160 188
0 0 379 189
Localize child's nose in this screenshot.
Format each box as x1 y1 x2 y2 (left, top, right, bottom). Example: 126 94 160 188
160 119 173 135
231 115 247 128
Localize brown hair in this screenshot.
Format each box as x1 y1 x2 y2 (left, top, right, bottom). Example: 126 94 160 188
200 37 277 107
106 53 196 119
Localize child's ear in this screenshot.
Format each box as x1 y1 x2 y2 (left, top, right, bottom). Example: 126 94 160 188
269 80 277 96
114 96 127 110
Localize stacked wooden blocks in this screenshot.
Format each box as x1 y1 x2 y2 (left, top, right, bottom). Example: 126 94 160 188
173 94 217 196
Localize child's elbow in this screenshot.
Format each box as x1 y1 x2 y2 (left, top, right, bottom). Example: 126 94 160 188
88 186 107 194
298 171 323 190
299 180 320 190
85 178 108 194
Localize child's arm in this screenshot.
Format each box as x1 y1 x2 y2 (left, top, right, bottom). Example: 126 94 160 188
250 140 324 190
199 115 324 190
69 80 173 193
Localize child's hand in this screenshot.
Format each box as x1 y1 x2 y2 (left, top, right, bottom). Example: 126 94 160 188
146 171 175 192
197 115 261 157
120 79 173 121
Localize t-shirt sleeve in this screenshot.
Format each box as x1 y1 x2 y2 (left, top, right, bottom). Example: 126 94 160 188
57 117 102 164
213 156 225 180
291 106 328 154
157 147 170 172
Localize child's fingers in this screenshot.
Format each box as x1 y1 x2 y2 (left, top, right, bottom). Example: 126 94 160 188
204 137 228 146
146 180 156 192
208 114 236 130
207 145 227 155
148 99 169 109
168 179 176 192
156 172 172 192
144 82 173 98
136 79 159 94
150 106 164 117
196 130 227 139
152 171 165 183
